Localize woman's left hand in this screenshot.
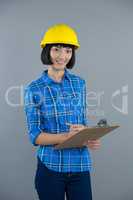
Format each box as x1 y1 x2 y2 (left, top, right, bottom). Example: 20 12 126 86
83 139 101 150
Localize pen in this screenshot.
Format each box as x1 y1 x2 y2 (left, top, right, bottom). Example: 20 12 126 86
66 123 72 126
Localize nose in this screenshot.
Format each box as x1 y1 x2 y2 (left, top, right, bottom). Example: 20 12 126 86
57 49 66 59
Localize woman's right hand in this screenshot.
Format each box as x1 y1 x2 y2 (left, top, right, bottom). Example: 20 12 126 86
53 131 78 147
61 131 78 142
61 124 86 143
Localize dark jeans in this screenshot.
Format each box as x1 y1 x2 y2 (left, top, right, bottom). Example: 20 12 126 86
35 157 92 200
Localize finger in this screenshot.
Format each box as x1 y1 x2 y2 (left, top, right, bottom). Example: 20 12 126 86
90 147 99 150
88 144 101 149
88 139 100 142
88 146 100 150
87 142 101 146
70 127 79 132
88 142 101 146
70 126 82 131
87 140 101 144
71 124 85 128
88 144 101 148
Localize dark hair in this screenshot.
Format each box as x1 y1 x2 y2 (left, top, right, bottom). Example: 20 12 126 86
41 43 75 69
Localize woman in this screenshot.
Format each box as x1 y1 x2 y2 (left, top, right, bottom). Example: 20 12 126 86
24 23 101 200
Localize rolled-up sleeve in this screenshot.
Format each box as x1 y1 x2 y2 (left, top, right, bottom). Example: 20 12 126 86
24 86 42 146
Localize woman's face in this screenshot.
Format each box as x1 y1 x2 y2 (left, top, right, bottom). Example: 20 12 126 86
50 45 72 70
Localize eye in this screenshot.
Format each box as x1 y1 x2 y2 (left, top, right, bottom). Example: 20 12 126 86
66 49 72 54
52 47 60 52
54 47 59 51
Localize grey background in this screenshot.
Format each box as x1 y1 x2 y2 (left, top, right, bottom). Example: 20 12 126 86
0 0 132 199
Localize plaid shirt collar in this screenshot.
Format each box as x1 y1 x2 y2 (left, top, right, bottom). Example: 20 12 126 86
41 68 71 85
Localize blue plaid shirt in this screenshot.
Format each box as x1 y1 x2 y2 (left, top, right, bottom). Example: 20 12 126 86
24 69 92 172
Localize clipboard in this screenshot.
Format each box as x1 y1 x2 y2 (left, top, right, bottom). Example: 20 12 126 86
54 125 120 150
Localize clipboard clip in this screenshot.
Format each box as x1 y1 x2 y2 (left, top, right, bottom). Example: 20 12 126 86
97 119 109 127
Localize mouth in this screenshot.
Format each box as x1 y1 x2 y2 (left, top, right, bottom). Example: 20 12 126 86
56 60 65 64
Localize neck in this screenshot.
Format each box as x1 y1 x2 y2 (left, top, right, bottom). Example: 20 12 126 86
48 66 65 82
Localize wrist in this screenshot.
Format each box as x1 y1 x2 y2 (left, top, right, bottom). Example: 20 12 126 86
59 133 68 143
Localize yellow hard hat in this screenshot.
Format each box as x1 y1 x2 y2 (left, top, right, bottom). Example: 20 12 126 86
40 23 80 49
